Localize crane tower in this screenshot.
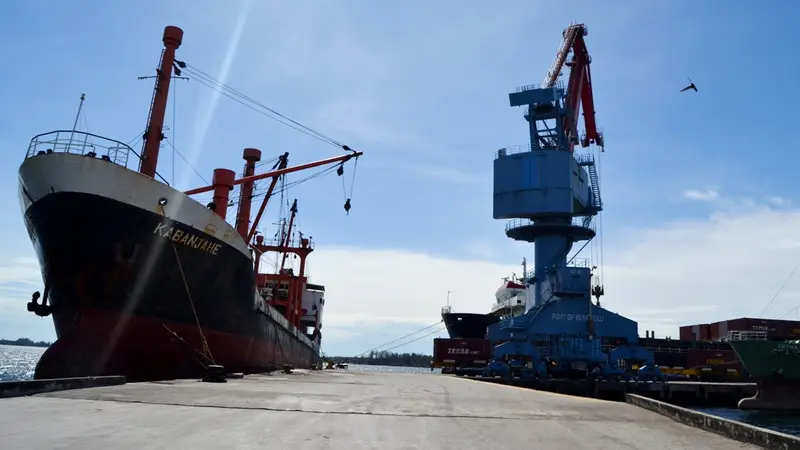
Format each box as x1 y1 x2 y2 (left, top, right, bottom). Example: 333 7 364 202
493 23 604 310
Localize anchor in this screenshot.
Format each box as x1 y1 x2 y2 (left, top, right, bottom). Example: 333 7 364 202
27 284 52 317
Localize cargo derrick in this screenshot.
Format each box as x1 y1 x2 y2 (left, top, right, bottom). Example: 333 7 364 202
184 146 360 338
483 23 658 382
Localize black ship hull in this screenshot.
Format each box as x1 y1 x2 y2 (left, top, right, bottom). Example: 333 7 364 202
441 312 500 339
19 153 318 381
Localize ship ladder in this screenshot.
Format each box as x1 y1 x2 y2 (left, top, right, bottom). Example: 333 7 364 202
158 204 216 366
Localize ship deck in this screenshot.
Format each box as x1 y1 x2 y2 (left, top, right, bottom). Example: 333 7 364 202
0 370 759 449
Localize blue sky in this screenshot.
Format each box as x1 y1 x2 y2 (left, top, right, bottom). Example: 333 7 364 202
1 1 800 356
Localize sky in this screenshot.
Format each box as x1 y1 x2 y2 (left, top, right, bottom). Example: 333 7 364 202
1 1 799 357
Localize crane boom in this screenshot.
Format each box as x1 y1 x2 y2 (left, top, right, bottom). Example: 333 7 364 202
545 23 604 152
183 151 362 196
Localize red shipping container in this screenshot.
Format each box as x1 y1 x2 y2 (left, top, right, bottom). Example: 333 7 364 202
679 326 693 341
775 321 800 339
725 318 749 333
432 338 491 368
652 350 688 368
700 324 712 341
685 348 742 371
723 318 800 339
756 318 800 339
715 320 730 340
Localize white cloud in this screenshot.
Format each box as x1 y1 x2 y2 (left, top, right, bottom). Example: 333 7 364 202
313 98 419 149
5 197 800 355
368 159 487 186
307 198 800 353
682 188 719 201
766 195 790 207
0 257 41 286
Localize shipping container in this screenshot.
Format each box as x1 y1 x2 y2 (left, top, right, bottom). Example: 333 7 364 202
678 323 714 341
684 348 742 370
432 338 491 368
716 320 729 340
725 318 749 336
776 322 800 339
651 349 688 368
721 317 800 340
700 324 712 341
683 348 744 381
680 317 800 341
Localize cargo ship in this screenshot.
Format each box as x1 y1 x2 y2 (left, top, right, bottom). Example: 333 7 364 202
440 260 528 339
18 26 361 382
727 331 800 379
726 330 800 410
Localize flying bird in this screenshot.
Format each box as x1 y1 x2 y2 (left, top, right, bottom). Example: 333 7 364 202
680 77 697 93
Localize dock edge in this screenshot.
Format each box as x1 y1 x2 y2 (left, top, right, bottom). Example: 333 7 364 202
0 376 126 399
625 393 800 449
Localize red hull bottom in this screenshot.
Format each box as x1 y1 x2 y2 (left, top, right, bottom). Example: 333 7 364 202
36 309 316 382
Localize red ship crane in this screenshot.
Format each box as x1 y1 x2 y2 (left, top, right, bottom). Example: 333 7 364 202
278 200 298 272
183 150 360 227
542 23 604 152
256 199 307 327
184 148 358 330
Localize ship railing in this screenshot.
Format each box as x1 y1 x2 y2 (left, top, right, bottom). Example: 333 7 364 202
441 305 453 314
515 83 542 93
515 80 565 93
574 152 595 165
726 330 768 341
567 257 591 268
27 130 135 167
504 217 596 234
491 298 527 313
643 346 690 353
495 144 531 159
255 236 316 251
26 130 171 185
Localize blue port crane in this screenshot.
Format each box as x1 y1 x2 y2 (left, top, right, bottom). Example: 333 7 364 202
485 23 657 381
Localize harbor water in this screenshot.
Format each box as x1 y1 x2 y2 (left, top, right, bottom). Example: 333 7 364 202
0 344 43 382
2 344 798 437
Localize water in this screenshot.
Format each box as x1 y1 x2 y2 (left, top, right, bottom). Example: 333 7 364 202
345 364 441 374
2 348 798 436
693 407 800 437
0 344 45 381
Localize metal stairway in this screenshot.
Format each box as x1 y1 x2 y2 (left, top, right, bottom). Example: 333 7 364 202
587 163 602 209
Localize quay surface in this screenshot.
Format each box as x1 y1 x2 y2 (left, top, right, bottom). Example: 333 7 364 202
0 370 759 449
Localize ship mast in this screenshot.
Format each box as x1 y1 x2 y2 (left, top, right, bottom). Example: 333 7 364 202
139 26 183 179
521 257 527 285
64 93 86 155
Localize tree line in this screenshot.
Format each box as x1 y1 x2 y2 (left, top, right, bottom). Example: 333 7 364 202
328 350 432 367
0 337 51 348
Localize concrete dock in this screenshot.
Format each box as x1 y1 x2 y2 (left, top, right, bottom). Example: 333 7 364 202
0 370 758 449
